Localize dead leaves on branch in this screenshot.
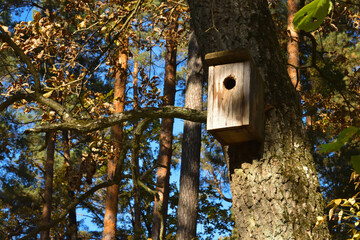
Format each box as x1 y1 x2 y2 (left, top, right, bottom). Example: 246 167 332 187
0 0 189 123
317 173 360 239
0 0 144 110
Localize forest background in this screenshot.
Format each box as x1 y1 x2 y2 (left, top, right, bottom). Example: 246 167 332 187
0 0 359 239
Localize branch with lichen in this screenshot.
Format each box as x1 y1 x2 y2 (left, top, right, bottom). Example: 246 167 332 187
25 106 207 133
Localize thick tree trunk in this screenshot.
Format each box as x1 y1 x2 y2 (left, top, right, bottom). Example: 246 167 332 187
176 31 203 240
187 0 330 239
102 46 127 240
40 131 56 240
287 0 300 90
151 22 177 240
63 130 78 240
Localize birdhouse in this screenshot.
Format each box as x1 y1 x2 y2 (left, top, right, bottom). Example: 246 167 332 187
205 49 264 145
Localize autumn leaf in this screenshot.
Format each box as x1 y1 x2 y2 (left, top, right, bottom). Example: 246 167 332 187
334 199 342 206
349 198 356 205
338 209 344 222
43 90 53 98
329 208 334 220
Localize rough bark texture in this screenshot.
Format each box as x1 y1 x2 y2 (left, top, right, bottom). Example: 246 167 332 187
176 32 203 240
27 106 206 133
287 0 300 90
40 132 56 240
63 130 78 240
152 22 177 240
102 47 127 240
187 0 330 239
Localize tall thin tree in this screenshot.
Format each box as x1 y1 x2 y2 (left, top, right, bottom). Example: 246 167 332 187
63 130 78 240
176 31 203 240
131 51 142 239
40 131 56 240
151 17 178 240
102 44 128 240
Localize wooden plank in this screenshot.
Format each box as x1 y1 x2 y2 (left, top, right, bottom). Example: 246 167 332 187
207 62 246 130
205 49 252 66
242 61 250 126
207 66 215 130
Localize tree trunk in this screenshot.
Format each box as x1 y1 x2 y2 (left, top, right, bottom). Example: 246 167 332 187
187 0 330 239
63 130 78 240
132 57 142 239
151 21 178 240
287 0 300 90
40 131 56 240
176 31 203 240
102 45 127 240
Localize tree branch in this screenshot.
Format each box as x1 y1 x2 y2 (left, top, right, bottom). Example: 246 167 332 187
25 106 207 133
303 31 358 116
0 92 33 112
0 91 75 121
0 26 74 121
19 181 116 240
209 164 232 203
0 26 41 93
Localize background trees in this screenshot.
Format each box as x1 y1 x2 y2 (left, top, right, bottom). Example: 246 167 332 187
0 0 359 239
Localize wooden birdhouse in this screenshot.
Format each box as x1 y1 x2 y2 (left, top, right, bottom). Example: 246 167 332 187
205 49 264 145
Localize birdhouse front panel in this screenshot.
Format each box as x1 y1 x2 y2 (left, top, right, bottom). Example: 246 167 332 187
206 50 264 145
207 62 250 130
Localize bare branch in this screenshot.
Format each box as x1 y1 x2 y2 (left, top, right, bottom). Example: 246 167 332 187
19 181 115 240
209 165 232 203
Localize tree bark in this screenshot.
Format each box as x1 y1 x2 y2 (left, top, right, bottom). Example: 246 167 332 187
151 20 178 240
176 31 203 240
187 0 330 239
40 131 56 240
63 130 78 240
132 56 142 239
102 45 127 240
287 0 301 90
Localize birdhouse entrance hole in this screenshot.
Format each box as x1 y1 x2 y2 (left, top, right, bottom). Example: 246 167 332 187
223 75 236 90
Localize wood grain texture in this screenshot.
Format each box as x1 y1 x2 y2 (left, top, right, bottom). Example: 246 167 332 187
207 59 263 144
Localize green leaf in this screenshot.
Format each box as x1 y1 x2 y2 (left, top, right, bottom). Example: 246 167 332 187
320 126 359 153
293 0 332 32
351 155 360 174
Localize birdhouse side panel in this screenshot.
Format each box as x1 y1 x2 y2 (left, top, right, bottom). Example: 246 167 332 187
242 61 251 126
207 66 215 130
249 62 264 141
